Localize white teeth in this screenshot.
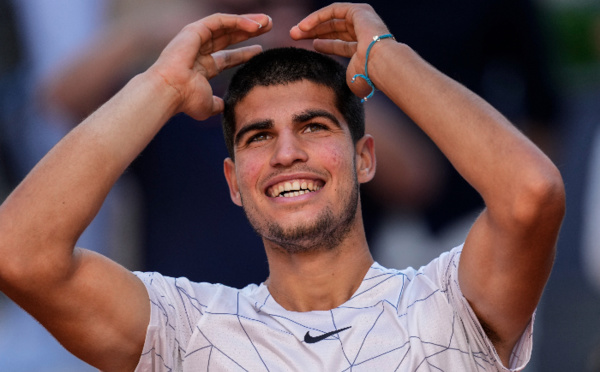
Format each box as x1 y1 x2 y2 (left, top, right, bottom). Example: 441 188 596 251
271 179 323 197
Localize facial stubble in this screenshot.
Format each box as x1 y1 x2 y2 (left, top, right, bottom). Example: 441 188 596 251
240 170 360 254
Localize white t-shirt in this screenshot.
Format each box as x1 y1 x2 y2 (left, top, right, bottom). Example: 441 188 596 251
134 246 533 371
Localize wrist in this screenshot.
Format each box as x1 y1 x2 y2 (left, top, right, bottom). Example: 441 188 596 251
352 34 396 102
367 41 412 96
138 68 183 119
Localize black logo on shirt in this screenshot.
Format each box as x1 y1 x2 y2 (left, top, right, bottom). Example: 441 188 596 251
304 326 352 344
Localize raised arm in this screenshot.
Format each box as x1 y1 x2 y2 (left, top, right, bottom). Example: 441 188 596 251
291 3 565 364
0 13 271 371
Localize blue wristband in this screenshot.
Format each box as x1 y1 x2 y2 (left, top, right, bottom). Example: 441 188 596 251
351 33 395 102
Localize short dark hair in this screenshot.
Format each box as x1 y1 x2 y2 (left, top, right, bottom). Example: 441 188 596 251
222 47 365 159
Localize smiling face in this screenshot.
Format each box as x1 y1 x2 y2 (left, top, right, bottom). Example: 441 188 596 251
223 80 375 253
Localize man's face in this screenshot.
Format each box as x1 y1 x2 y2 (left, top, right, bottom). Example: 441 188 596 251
223 80 375 252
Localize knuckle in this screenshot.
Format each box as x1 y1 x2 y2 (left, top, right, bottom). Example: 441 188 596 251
181 23 194 34
353 3 374 13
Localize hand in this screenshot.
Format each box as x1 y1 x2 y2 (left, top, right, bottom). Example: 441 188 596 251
148 13 272 120
290 3 391 99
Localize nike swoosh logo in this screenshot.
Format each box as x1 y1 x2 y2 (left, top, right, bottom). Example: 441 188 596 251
304 326 352 344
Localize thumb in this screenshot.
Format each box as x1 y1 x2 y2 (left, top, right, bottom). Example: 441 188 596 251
184 96 223 121
210 96 224 117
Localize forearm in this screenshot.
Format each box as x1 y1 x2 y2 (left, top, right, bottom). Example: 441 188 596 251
0 71 178 282
0 13 269 369
369 42 564 359
293 4 564 363
369 42 560 211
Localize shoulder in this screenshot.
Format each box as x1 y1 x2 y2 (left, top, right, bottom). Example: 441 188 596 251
348 248 462 315
132 272 263 371
134 271 264 305
372 245 463 291
133 271 257 313
134 271 214 296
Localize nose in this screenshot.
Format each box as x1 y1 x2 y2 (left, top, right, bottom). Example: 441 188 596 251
269 130 308 167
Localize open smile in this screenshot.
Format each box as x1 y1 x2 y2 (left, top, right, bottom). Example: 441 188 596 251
267 179 325 198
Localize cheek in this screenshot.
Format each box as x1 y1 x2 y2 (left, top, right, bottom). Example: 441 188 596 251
317 142 354 175
236 158 262 189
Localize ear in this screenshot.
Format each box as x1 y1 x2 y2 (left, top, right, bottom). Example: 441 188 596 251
223 157 243 207
355 134 376 184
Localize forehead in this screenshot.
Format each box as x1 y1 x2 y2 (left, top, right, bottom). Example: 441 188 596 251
233 80 343 132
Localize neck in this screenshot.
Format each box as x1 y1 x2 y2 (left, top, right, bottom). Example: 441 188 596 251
263 217 373 312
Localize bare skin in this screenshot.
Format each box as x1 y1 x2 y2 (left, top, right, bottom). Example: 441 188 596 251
0 13 272 371
223 81 377 312
290 3 565 363
0 3 564 370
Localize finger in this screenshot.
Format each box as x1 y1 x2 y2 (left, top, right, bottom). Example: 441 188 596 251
313 39 356 59
210 96 224 116
186 95 224 121
291 19 354 41
290 19 354 39
209 45 263 78
293 3 389 47
200 26 270 55
241 13 272 28
199 13 270 35
188 13 271 54
295 3 354 33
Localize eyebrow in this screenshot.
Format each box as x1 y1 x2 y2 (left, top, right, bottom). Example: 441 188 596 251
233 109 342 147
292 109 341 129
234 120 273 147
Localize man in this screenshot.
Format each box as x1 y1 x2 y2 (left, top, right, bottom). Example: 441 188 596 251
0 3 564 371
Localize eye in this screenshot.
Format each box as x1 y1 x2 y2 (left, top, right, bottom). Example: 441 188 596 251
246 132 272 144
303 123 327 133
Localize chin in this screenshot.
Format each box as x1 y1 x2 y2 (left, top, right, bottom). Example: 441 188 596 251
264 205 358 254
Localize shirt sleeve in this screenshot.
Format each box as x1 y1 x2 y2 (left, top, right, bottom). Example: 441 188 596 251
442 246 535 371
132 271 204 372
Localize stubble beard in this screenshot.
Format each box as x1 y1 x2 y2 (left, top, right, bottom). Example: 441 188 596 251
241 176 360 254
